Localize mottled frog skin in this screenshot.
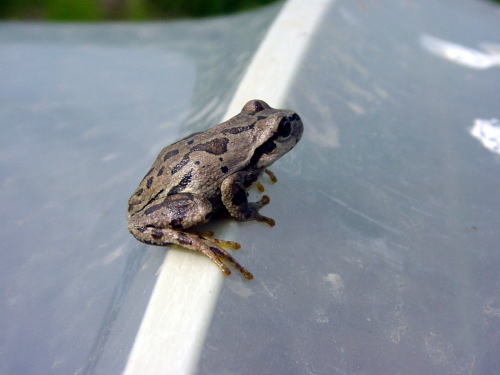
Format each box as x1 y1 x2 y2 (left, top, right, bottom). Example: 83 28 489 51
127 99 303 279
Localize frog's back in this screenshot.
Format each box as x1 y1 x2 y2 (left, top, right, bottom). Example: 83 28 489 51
128 114 257 215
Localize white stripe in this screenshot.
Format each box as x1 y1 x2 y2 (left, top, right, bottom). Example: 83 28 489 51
122 1 332 374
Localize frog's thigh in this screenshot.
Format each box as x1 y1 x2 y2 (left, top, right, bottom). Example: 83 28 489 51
221 171 275 226
138 192 212 231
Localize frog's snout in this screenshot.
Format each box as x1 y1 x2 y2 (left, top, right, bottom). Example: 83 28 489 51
288 112 304 142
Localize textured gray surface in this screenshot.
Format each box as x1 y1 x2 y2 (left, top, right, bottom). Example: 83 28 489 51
198 0 500 374
0 5 281 375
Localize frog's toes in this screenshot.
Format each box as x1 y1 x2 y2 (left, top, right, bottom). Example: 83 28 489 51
245 195 275 227
255 181 265 192
203 244 253 280
209 237 241 250
196 231 241 250
255 214 276 227
258 195 270 207
264 169 277 183
185 233 251 279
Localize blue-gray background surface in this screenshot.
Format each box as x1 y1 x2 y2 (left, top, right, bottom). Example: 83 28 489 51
1 0 499 374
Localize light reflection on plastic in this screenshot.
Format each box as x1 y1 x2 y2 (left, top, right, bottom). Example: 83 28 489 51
420 34 500 69
470 118 500 155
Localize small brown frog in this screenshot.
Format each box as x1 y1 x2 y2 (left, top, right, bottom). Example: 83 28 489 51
127 99 303 279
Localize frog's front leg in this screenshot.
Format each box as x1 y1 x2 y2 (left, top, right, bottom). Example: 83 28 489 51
221 170 276 227
128 193 253 279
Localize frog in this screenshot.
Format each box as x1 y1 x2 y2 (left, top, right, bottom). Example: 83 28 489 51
127 99 303 280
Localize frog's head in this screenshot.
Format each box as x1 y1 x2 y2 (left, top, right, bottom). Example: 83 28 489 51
242 99 303 168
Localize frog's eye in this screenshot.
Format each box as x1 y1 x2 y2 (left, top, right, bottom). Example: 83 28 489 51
277 118 291 138
242 99 270 114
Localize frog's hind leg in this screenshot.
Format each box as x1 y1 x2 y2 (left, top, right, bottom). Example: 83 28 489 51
129 225 252 280
196 231 241 250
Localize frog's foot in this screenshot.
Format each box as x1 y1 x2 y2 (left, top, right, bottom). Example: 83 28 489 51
129 225 252 279
247 195 275 227
209 237 241 250
264 169 277 183
222 172 276 227
204 243 253 280
196 231 241 250
196 233 251 278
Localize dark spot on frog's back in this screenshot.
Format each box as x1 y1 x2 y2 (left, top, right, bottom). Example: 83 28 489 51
168 169 193 196
157 167 164 176
140 168 154 183
187 140 194 145
221 122 255 135
221 166 228 174
143 195 171 216
171 154 190 175
135 188 143 196
146 176 154 188
163 149 179 161
191 137 229 155
143 192 194 216
144 202 162 216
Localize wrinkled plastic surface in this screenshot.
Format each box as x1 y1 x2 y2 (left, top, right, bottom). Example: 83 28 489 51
0 6 280 375
198 0 500 374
